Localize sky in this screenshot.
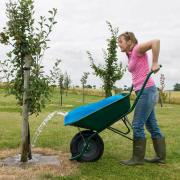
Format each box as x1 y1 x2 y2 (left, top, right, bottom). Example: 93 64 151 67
0 0 180 90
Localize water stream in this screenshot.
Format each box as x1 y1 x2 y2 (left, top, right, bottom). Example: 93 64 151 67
32 111 67 147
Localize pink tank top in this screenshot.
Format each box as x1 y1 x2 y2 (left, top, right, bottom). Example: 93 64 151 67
127 44 155 91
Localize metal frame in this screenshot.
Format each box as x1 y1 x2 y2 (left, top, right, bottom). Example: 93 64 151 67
107 116 133 141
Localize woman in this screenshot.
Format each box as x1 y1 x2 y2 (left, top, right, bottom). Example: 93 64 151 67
117 32 166 165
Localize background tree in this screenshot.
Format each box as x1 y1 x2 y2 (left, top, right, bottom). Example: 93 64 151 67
59 74 64 106
64 71 71 96
80 72 89 103
50 59 64 106
0 53 14 92
174 83 180 91
50 59 61 86
87 21 126 97
159 73 167 107
86 84 92 89
93 85 96 89
0 0 57 162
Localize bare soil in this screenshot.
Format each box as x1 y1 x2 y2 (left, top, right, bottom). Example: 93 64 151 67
0 148 78 180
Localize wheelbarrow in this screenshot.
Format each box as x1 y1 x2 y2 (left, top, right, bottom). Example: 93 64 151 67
64 70 158 162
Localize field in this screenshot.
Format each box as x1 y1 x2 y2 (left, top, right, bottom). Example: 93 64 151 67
0 88 180 179
164 91 180 104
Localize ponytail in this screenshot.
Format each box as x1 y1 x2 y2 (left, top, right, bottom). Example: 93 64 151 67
118 32 138 44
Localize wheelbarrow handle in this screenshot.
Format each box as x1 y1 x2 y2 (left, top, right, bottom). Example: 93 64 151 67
128 65 162 113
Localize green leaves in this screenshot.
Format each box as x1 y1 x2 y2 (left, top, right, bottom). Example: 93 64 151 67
174 83 180 91
0 0 58 115
81 72 90 103
28 74 51 115
87 22 126 97
49 59 63 86
0 32 9 44
81 72 90 87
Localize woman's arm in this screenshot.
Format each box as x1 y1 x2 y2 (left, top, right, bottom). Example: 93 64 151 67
137 39 160 73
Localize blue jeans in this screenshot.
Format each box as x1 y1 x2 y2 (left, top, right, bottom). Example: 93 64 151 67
132 86 163 139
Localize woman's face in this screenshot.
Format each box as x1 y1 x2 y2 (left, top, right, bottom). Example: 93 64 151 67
118 36 130 52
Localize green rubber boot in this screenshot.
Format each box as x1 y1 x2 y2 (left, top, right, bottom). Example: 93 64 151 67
145 137 166 164
120 138 146 166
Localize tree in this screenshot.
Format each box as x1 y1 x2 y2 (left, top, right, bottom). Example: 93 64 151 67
159 74 167 107
0 53 14 92
123 85 128 91
80 72 89 103
59 74 64 106
174 83 180 91
0 0 57 162
50 59 64 106
86 84 92 89
87 21 126 97
64 71 71 96
93 85 96 89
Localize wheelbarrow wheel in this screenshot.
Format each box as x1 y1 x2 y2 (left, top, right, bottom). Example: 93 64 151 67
70 130 104 162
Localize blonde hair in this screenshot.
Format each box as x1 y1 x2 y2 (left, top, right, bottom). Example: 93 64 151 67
118 32 138 44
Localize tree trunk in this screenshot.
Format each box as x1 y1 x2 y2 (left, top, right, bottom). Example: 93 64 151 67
28 122 32 160
65 88 68 96
21 55 32 162
168 91 171 104
159 90 163 107
60 85 63 106
105 87 112 97
82 86 85 103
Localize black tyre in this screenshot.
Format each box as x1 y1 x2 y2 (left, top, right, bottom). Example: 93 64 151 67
70 130 104 162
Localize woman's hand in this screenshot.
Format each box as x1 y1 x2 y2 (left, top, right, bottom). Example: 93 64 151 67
151 63 161 73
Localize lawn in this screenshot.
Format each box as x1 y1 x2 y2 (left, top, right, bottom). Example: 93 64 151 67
0 89 180 179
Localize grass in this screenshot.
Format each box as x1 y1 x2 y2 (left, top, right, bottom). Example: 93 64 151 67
0 89 180 179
